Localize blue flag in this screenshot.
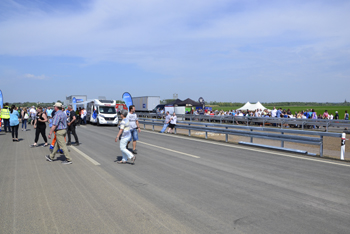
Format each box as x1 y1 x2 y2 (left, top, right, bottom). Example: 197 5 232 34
72 97 77 111
122 92 133 110
0 90 3 109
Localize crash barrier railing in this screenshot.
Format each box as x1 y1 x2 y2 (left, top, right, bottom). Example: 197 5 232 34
136 112 350 132
138 118 347 160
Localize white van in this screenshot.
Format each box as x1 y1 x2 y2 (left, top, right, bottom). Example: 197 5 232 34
86 99 118 126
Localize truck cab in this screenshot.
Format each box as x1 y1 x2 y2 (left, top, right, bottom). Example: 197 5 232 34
87 99 119 126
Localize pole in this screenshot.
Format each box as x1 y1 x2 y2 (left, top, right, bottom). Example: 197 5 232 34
341 133 346 160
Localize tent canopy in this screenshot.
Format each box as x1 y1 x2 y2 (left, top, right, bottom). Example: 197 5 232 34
177 98 202 107
237 101 270 111
165 99 183 106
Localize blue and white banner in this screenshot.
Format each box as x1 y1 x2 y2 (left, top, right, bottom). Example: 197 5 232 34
72 97 77 111
0 90 3 109
122 92 133 110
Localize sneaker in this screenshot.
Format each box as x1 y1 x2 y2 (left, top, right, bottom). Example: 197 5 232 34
45 155 53 162
66 142 72 146
73 142 80 146
61 160 72 165
30 144 38 148
131 156 136 165
133 149 137 154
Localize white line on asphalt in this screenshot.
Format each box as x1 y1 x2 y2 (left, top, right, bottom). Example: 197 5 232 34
70 146 101 165
143 130 350 167
138 141 200 158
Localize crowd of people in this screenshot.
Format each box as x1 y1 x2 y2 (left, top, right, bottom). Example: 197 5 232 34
0 102 140 165
0 102 84 165
188 107 349 120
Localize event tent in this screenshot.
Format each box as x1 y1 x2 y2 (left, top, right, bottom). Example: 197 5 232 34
177 98 202 107
165 99 183 106
237 101 270 111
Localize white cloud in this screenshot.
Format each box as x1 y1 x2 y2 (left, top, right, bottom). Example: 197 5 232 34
23 74 49 80
0 0 349 81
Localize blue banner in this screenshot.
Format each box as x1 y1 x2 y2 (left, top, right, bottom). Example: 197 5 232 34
72 97 77 111
122 92 133 110
0 90 3 109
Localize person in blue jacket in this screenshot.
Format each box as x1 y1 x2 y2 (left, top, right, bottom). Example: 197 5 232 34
10 105 20 142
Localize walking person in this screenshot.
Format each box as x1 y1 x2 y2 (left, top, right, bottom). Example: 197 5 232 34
81 108 87 125
160 111 171 133
126 105 141 154
45 102 72 164
167 112 177 134
29 106 36 125
31 107 49 147
115 110 135 164
10 105 20 142
1 102 11 133
21 107 29 131
67 105 80 146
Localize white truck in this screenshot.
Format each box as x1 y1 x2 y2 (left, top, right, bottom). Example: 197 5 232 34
133 96 160 112
86 99 119 126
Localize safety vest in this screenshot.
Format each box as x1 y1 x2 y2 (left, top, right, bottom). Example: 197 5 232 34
0 106 10 119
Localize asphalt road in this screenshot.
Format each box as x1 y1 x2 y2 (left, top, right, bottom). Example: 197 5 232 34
1 124 350 234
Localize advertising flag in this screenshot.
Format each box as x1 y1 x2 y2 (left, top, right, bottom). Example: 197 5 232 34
72 97 77 111
0 90 3 108
122 92 133 110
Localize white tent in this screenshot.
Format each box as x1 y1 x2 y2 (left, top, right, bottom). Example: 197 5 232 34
237 101 270 111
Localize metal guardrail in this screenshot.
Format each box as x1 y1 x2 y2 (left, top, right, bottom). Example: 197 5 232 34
138 118 347 160
136 112 350 131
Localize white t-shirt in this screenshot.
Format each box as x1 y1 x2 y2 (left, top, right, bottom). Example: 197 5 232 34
271 109 277 117
81 110 87 118
170 116 177 124
119 119 131 139
126 112 138 129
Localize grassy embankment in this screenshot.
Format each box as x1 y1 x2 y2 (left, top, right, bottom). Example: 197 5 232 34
208 105 349 119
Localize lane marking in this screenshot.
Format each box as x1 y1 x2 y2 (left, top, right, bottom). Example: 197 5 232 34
138 141 200 159
143 130 350 167
70 146 101 165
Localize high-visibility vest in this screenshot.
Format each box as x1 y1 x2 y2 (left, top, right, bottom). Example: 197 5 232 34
0 106 10 119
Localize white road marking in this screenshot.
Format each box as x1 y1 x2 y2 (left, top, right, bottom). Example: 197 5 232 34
70 146 101 165
143 130 350 167
138 141 200 159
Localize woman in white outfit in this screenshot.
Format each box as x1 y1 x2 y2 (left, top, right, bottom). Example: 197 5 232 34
115 110 135 164
167 112 177 134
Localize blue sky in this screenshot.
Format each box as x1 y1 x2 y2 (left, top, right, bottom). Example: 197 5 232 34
1 0 349 103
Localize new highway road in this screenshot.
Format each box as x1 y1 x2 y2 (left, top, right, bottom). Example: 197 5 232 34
1 124 350 234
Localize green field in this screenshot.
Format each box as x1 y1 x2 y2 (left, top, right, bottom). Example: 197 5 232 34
208 105 349 119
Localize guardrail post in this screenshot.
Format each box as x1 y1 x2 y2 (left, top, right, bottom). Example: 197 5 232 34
189 123 191 136
175 127 177 134
341 133 346 160
281 132 284 147
250 129 253 143
326 122 329 132
152 120 154 131
144 123 146 129
225 127 228 142
320 136 323 157
220 117 222 124
205 125 208 139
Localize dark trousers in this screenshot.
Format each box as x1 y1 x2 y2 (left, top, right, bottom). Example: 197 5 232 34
11 124 19 138
4 119 11 132
35 127 47 143
67 125 79 143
